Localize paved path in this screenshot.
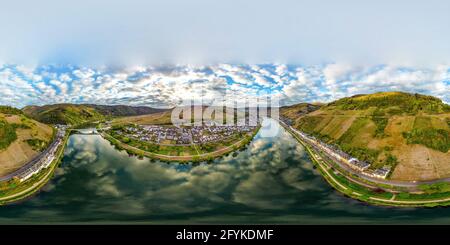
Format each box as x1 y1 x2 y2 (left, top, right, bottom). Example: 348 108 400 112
306 145 348 190
368 196 450 205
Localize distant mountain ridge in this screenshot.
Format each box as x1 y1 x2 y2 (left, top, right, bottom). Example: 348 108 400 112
22 104 169 125
83 104 168 117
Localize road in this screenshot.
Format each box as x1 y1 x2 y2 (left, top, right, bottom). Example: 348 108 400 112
0 136 61 182
100 131 255 161
278 120 450 190
0 129 68 204
0 158 57 202
278 120 450 205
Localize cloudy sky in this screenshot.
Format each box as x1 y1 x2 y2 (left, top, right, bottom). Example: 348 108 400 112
0 0 449 107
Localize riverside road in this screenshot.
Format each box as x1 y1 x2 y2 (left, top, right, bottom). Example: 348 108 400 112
279 120 450 190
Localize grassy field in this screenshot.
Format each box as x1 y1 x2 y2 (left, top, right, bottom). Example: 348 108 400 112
111 111 173 125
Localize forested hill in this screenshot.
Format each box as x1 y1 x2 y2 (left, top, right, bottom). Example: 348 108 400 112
328 91 450 114
84 104 167 117
22 104 168 125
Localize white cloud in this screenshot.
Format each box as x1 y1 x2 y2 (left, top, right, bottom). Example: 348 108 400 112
0 63 448 108
59 73 72 82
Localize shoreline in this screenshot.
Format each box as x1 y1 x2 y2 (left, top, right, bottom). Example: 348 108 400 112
0 130 70 205
100 125 261 163
3 119 447 207
280 120 450 207
0 124 261 204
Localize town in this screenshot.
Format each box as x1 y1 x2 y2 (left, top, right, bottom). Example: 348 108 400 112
111 124 257 146
287 124 391 179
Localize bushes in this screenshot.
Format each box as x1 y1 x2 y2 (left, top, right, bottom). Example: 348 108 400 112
0 106 22 115
330 92 448 114
11 123 31 129
0 120 17 150
403 128 449 153
402 116 450 153
371 108 389 138
372 116 388 138
384 153 398 169
337 117 369 145
25 138 48 151
297 116 324 134
418 183 450 194
339 145 380 164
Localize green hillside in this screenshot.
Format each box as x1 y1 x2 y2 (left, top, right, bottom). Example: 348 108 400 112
23 104 105 125
23 104 168 125
281 92 450 181
85 104 167 117
280 103 322 124
330 91 450 114
0 106 54 177
0 119 17 150
0 106 23 115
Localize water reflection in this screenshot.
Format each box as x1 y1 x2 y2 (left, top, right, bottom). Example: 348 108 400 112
59 119 317 215
0 118 449 224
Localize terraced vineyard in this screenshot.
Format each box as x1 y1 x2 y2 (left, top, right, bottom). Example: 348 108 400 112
281 92 450 181
0 106 54 177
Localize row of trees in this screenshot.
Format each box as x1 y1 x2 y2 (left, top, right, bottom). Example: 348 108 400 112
403 128 450 153
0 120 17 150
0 106 22 115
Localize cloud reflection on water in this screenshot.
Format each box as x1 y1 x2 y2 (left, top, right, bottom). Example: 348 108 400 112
0 119 423 224
55 119 319 215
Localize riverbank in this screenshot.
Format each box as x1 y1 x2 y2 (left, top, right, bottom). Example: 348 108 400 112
281 121 450 207
0 131 70 205
100 125 261 163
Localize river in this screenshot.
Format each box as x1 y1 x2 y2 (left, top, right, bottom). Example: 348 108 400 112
1 118 449 224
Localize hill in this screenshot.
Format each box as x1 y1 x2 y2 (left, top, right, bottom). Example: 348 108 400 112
280 103 322 124
84 104 167 117
281 92 450 181
111 106 267 126
23 104 105 125
112 110 173 125
0 106 54 177
329 91 450 114
23 104 168 125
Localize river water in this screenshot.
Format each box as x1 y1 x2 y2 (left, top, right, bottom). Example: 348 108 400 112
1 118 450 224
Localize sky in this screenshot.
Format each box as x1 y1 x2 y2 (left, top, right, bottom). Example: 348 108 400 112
0 0 449 107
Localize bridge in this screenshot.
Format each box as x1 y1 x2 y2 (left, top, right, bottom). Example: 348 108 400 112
71 129 99 135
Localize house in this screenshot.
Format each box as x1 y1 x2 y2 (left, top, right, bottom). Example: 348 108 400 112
372 166 391 179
